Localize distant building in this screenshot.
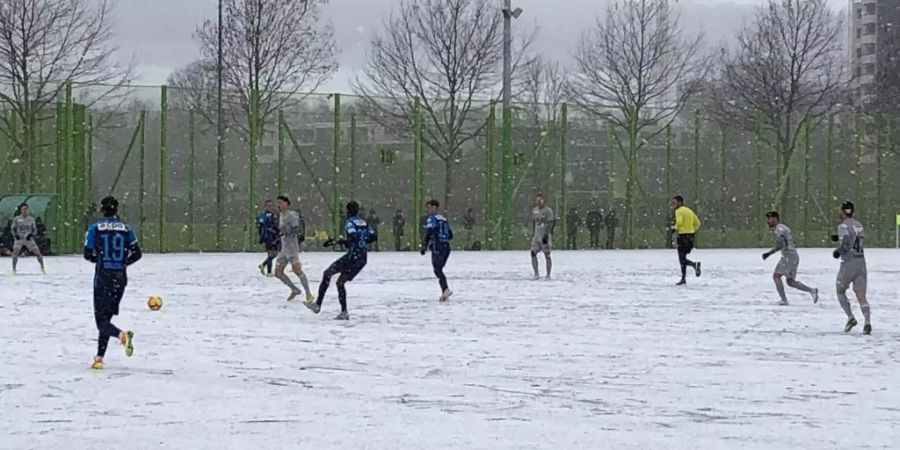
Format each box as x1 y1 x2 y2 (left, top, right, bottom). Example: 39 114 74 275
850 0 900 107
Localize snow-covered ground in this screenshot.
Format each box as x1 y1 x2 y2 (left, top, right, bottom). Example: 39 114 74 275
1 249 898 449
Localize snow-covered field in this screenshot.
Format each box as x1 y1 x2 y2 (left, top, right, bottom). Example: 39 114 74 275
1 249 898 449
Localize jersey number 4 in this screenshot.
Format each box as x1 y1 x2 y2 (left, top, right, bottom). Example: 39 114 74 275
100 233 126 263
853 237 864 254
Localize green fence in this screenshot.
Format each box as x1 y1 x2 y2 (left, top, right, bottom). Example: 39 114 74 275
1 83 898 253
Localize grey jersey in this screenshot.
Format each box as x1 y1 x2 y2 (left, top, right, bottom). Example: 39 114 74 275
836 218 865 262
279 210 302 254
532 206 555 238
12 215 37 240
771 223 797 256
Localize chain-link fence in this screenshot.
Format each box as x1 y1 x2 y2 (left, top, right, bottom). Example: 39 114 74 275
2 83 898 253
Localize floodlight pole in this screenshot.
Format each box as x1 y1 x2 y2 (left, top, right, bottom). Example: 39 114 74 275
500 0 521 249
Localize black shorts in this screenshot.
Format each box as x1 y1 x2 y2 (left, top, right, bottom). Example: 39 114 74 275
332 255 367 281
676 234 695 254
94 271 128 317
264 241 279 252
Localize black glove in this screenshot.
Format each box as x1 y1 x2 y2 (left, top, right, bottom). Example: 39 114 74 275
762 251 772 260
832 249 841 259
323 238 335 248
420 248 427 255
298 235 305 244
541 236 549 245
25 234 33 241
830 234 839 242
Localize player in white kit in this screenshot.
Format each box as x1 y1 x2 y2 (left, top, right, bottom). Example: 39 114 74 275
761 211 818 305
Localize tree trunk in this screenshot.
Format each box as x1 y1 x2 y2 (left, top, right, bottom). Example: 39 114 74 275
443 157 453 214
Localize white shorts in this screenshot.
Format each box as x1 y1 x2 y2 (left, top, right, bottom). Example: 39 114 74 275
530 235 552 253
14 239 39 253
276 251 300 266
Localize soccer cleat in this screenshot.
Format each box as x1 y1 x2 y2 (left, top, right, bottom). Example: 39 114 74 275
676 279 687 286
439 289 453 302
532 275 540 281
11 269 16 275
287 290 302 302
91 357 104 370
811 289 819 304
303 299 321 314
334 311 350 321
121 331 134 357
258 263 266 276
844 317 858 333
694 262 702 277
305 293 315 304
863 324 872 335
41 267 46 275
777 299 789 306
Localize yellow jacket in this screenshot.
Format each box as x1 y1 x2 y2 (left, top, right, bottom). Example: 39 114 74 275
674 206 701 235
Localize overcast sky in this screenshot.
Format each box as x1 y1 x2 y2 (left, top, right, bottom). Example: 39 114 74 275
113 0 849 92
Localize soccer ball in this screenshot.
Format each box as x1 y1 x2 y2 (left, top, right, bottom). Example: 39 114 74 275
147 295 163 311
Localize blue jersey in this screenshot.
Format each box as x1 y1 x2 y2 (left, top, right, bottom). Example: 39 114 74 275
84 217 141 272
424 213 453 252
342 215 375 261
257 210 279 243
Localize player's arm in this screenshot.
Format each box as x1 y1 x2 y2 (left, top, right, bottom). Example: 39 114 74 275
692 211 701 231
833 224 851 258
82 225 98 263
125 229 142 266
420 218 434 254
366 224 378 244
762 233 784 260
673 209 684 234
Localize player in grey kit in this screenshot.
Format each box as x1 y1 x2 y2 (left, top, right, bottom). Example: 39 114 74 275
831 201 871 335
762 211 818 305
274 196 313 303
530 194 555 280
11 203 45 274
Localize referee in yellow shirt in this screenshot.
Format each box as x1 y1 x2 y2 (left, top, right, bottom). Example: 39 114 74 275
671 195 702 285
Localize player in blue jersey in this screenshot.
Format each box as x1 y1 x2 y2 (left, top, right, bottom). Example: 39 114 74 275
303 201 376 320
83 196 142 369
257 199 280 277
420 199 453 302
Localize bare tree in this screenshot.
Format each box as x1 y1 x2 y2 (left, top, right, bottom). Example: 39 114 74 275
167 59 222 130
0 0 133 191
193 0 338 137
711 0 851 209
569 0 708 247
352 0 533 211
518 56 567 127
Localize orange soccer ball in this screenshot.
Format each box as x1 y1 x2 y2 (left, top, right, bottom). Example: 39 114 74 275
147 295 163 311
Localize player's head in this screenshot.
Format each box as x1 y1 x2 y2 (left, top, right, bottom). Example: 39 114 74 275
839 201 854 220
535 194 545 207
100 196 119 217
765 211 780 228
426 199 440 214
346 200 360 217
276 195 291 211
18 203 29 217
671 195 684 208
263 199 274 210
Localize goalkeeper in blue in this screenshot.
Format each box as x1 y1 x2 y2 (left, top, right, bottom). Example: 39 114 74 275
303 201 376 320
420 199 453 302
83 196 142 370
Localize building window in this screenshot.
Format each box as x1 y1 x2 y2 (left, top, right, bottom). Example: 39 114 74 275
864 3 876 14
863 43 876 55
865 23 876 35
857 8 862 19
856 66 862 78
864 63 876 75
857 28 862 38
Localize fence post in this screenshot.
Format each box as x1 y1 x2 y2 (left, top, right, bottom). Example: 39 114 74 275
803 116 811 242
693 109 701 207
412 97 421 247
350 112 357 201
559 103 568 245
64 82 74 253
485 101 496 249
159 85 168 253
332 93 341 237
248 88 260 251
755 114 763 241
500 100 512 250
86 114 93 208
139 110 146 247
278 110 285 197
720 126 727 246
826 114 834 207
188 110 196 249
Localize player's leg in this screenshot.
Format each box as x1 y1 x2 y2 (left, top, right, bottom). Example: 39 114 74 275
262 248 277 276
773 272 789 305
290 260 313 302
543 245 552 279
852 270 870 334
111 278 133 357
308 259 343 313
432 247 450 300
835 268 857 332
26 240 44 272
676 237 689 284
11 241 23 273
335 272 352 319
274 254 301 300
92 277 123 366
